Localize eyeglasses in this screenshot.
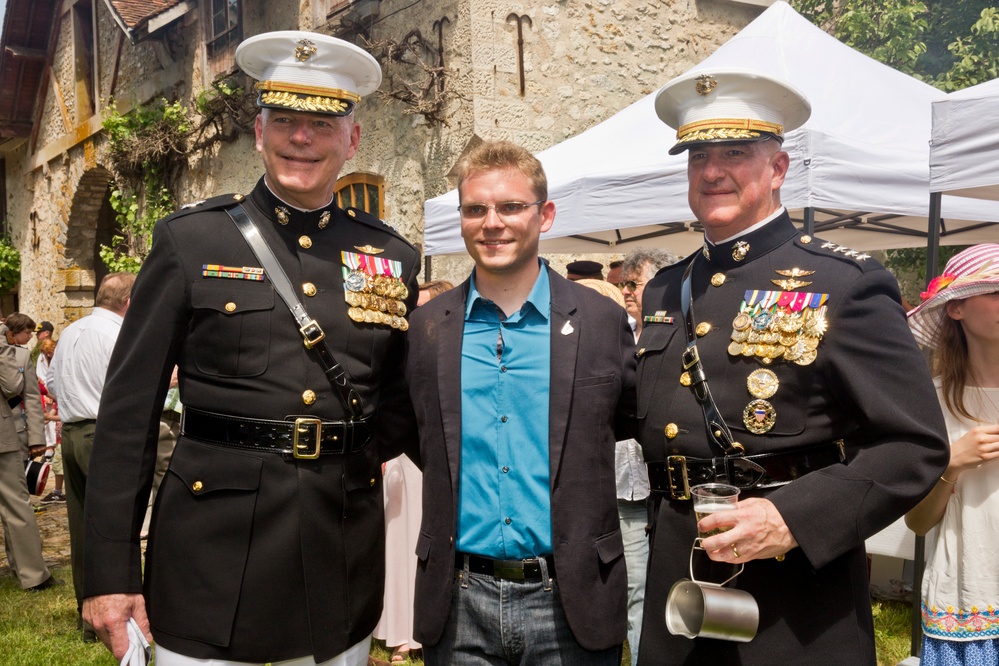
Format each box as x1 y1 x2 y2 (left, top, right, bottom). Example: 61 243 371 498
457 200 544 220
616 280 645 292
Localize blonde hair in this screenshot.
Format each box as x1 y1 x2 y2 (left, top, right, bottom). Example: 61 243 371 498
574 279 626 309
455 140 547 203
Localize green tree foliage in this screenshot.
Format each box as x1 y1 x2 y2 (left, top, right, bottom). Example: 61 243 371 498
791 0 995 285
791 0 998 88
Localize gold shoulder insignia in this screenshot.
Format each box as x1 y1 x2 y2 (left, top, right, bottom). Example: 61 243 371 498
354 245 384 255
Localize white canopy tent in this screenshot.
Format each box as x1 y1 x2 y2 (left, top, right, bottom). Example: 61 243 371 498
930 76 999 202
424 1 999 259
924 77 999 275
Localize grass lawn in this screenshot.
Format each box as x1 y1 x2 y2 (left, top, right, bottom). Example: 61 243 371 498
0 569 913 666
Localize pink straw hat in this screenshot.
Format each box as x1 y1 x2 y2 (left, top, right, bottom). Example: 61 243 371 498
907 244 999 348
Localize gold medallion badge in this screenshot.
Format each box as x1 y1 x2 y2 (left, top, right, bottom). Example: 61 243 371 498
743 399 777 434
746 368 779 400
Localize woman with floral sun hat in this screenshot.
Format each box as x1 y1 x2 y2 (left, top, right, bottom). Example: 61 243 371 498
906 243 999 665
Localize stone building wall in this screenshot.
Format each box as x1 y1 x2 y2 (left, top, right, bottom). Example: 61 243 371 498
5 0 765 329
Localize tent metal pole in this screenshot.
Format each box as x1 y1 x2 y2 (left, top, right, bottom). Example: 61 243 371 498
927 192 942 280
803 207 815 236
424 255 433 282
910 201 941 658
911 535 924 657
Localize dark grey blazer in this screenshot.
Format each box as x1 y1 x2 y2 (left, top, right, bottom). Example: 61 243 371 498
404 267 637 651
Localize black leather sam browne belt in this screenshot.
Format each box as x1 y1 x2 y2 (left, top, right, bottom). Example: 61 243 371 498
647 440 847 500
181 407 371 459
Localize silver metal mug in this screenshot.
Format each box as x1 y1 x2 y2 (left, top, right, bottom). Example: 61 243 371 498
664 541 759 642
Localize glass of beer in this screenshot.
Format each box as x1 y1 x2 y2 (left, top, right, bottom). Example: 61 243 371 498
691 483 740 539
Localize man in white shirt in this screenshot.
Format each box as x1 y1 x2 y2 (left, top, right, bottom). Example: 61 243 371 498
611 247 677 664
49 272 135 641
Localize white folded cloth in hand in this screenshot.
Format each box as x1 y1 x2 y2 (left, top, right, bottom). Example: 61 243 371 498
120 617 151 666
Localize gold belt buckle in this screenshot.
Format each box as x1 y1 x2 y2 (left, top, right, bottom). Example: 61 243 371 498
667 455 691 500
293 417 322 459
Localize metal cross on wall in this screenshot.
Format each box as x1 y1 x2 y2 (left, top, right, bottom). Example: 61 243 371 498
506 13 532 96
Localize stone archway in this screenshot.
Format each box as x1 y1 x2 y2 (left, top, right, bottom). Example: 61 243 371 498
61 166 113 318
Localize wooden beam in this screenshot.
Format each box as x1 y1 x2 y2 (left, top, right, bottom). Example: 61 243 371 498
107 29 124 101
48 64 73 133
4 45 49 61
29 11 66 154
0 121 34 138
27 60 185 172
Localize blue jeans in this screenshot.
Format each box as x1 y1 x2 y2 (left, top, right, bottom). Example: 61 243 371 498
424 558 622 665
618 499 648 666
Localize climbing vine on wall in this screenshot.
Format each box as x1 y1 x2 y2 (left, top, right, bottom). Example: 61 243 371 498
0 237 22 295
100 79 257 272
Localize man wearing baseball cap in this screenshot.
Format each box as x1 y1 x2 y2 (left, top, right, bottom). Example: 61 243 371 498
82 31 419 666
634 68 948 663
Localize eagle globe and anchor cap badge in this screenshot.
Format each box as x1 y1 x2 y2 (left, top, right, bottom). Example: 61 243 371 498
654 67 811 155
235 31 382 116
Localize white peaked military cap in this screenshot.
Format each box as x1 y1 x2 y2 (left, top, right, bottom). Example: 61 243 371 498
236 31 382 116
655 68 811 155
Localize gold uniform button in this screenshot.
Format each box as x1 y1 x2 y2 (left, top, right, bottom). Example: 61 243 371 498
711 272 726 287
636 348 646 358
299 235 313 249
370 478 376 487
665 423 679 439
192 481 203 492
695 322 712 337
225 302 237 312
800 235 812 244
679 371 692 386
347 209 357 218
302 282 317 297
233 193 244 201
302 390 317 405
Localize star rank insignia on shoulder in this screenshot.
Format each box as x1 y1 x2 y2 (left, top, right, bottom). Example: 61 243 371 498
820 242 870 261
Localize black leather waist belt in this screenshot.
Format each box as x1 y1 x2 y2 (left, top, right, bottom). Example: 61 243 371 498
456 552 556 582
181 407 371 459
647 440 846 500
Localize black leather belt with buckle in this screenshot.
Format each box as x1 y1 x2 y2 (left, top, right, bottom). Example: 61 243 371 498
647 440 846 500
456 552 556 582
181 407 371 459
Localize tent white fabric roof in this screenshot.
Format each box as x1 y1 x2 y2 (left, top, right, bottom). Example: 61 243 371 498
930 76 999 201
424 1 999 258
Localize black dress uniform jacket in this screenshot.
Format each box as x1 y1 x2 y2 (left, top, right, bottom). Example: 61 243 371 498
404 269 636 651
83 178 420 662
635 212 948 665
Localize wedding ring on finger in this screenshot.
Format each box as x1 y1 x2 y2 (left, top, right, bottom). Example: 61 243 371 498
731 543 740 559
